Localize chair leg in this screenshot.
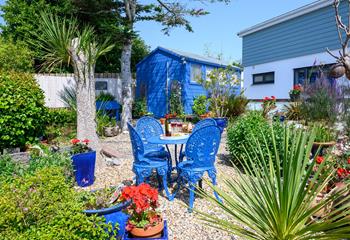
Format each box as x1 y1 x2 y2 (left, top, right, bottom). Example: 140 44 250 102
209 173 222 203
157 167 174 201
157 173 163 191
198 179 203 189
188 182 196 213
136 176 144 185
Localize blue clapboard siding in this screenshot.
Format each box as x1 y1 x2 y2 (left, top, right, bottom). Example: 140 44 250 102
242 2 348 67
136 47 241 118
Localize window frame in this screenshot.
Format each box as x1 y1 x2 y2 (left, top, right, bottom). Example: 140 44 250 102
190 63 203 84
252 72 275 85
95 81 108 90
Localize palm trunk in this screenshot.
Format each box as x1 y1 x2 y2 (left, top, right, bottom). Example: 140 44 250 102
71 38 99 150
121 40 133 132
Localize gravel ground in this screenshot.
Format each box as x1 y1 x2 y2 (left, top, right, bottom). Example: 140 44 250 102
84 131 242 240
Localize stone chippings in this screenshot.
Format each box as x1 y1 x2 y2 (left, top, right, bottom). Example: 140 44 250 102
85 131 244 240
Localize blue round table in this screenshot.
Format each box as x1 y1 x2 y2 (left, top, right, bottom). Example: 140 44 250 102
147 134 189 171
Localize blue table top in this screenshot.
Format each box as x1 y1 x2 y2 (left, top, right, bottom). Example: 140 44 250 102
147 134 189 145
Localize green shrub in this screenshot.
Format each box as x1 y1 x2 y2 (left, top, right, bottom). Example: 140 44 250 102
132 98 147 118
46 108 76 126
96 92 115 102
226 111 284 166
0 167 116 239
192 95 208 116
224 93 249 119
0 39 33 72
0 72 47 151
310 122 336 143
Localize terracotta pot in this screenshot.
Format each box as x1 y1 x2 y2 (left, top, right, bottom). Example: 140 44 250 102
329 63 346 78
130 221 164 238
312 141 336 156
200 114 208 119
160 118 166 125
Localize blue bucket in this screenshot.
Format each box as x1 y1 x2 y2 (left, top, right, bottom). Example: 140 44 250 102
71 151 96 187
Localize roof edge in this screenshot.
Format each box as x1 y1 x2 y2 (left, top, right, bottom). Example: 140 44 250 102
237 0 333 37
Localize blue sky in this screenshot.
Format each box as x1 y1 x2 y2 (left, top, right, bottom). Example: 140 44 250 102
0 0 314 62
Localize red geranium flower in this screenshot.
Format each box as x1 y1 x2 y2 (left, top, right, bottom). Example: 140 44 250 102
70 138 80 145
271 96 276 100
316 156 324 164
82 139 90 144
347 158 350 164
264 96 270 101
337 168 347 178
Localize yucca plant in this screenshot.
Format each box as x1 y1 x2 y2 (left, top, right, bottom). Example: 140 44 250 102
196 126 350 239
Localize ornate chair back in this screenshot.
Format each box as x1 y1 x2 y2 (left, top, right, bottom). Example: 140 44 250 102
185 125 221 169
193 118 217 132
136 116 163 149
127 123 145 164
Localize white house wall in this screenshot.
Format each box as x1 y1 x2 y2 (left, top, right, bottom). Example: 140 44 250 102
243 49 344 101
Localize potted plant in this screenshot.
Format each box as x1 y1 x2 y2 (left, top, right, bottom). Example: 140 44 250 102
289 84 302 101
120 183 167 239
70 139 96 187
311 123 336 156
82 183 132 237
197 65 241 132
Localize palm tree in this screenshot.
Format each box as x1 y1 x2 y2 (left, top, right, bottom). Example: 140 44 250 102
196 126 350 239
35 13 114 149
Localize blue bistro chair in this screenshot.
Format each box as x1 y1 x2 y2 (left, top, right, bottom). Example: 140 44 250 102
192 118 217 132
176 125 222 212
179 118 217 162
135 116 169 159
128 123 173 200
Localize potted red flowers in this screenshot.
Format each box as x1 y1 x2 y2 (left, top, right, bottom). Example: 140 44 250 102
289 84 302 101
262 96 276 118
70 138 96 187
120 183 167 239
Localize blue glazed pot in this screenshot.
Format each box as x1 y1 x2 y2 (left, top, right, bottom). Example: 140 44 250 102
213 117 228 133
71 151 96 187
84 201 131 237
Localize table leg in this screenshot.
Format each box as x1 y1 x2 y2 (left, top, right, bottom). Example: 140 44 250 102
174 144 178 168
165 144 172 178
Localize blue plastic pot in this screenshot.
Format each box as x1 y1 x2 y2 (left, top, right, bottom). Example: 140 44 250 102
84 201 131 237
213 117 228 133
71 151 96 187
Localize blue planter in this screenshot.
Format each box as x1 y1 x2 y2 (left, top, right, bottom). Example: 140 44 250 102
84 201 131 237
213 117 228 133
71 151 96 187
123 220 169 240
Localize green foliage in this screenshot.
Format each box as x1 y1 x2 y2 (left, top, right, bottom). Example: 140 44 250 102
80 186 118 210
96 112 116 136
0 38 33 72
310 122 336 143
197 65 241 117
224 93 248 119
284 102 302 121
0 72 47 150
0 167 116 239
169 81 184 115
226 111 284 166
197 126 350 239
96 92 115 102
58 84 77 110
192 95 208 116
132 98 147 119
46 108 76 126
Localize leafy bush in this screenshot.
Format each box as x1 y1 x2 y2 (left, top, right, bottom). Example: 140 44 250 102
300 76 339 124
96 92 115 102
46 108 76 126
97 111 116 136
192 95 208 116
310 122 336 143
0 39 33 72
0 167 116 239
224 93 248 119
0 72 47 151
284 102 302 121
132 98 147 119
226 111 284 166
58 84 76 110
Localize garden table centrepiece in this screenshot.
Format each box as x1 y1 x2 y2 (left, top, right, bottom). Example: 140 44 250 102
147 134 189 172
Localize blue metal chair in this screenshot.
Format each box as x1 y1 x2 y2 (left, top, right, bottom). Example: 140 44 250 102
192 118 217 132
176 125 222 212
179 118 217 162
135 116 168 158
127 123 173 200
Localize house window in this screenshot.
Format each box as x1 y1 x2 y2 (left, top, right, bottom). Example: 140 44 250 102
191 64 202 83
294 64 335 85
205 66 214 81
95 81 108 90
253 72 275 84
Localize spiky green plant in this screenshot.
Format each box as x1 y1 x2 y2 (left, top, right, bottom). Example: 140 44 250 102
196 126 350 239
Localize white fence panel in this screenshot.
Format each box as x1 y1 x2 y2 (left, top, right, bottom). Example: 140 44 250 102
35 73 122 108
